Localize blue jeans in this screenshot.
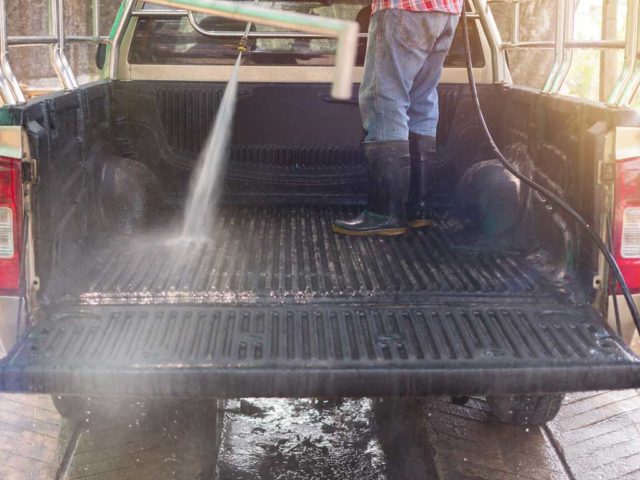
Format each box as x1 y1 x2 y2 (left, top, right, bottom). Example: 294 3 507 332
359 9 459 142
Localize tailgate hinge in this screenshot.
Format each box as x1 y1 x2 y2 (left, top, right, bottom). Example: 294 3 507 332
22 157 37 185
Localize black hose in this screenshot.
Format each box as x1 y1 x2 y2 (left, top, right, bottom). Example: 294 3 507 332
460 7 640 333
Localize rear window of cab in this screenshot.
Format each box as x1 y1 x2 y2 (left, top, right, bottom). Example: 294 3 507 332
128 0 485 67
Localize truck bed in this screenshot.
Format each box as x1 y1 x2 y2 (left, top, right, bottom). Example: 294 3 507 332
2 81 639 397
3 205 639 397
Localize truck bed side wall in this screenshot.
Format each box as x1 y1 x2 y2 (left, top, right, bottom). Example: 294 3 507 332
9 82 113 297
501 87 640 304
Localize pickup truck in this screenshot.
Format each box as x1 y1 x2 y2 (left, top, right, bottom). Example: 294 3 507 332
0 0 639 426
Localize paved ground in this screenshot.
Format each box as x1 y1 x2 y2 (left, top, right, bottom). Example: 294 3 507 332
1 390 639 480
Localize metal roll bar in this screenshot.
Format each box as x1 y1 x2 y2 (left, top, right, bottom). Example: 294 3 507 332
133 8 481 20
501 40 626 49
49 0 79 90
542 0 574 93
187 10 370 39
7 35 109 46
0 0 22 104
185 10 480 39
608 0 640 106
0 0 105 104
490 0 640 105
470 0 507 84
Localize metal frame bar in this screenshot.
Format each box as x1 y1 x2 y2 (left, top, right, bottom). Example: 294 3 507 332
133 7 481 20
48 0 79 90
608 0 640 105
7 35 109 46
92 0 100 39
542 0 573 93
511 0 519 44
0 0 21 104
502 40 625 49
187 10 370 38
131 7 185 16
108 0 137 80
471 0 507 83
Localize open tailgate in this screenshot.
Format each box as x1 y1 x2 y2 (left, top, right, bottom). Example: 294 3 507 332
1 303 639 397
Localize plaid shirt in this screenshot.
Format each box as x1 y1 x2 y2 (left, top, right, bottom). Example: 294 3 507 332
372 0 462 14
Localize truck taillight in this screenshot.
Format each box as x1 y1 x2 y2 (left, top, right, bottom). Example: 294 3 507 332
0 156 21 294
613 158 640 293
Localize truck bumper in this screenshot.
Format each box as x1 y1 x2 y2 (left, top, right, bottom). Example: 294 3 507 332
608 294 640 345
0 296 20 357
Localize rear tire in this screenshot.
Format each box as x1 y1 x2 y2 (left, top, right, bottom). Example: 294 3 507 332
487 394 564 426
51 395 86 423
51 395 150 425
50 395 193 426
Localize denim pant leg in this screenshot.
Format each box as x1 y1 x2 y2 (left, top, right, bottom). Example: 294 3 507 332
360 10 459 142
408 15 459 137
359 10 430 142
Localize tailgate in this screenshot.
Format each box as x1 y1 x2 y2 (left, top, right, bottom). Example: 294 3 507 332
1 303 639 397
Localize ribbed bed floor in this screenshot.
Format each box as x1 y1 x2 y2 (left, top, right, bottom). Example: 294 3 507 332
14 208 639 398
74 206 549 304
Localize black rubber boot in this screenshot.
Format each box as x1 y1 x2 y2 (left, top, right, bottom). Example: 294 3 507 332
332 140 410 236
407 133 437 228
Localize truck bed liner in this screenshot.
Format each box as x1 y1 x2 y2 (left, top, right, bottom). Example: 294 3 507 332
72 206 547 304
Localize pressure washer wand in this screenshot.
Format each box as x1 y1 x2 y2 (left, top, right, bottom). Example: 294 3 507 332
237 0 261 58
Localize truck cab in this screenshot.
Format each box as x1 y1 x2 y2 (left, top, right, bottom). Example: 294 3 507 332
0 0 639 426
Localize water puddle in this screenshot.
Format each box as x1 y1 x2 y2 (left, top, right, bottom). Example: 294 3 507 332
216 398 387 480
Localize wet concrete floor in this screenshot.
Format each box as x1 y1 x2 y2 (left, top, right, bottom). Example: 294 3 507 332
1 391 639 480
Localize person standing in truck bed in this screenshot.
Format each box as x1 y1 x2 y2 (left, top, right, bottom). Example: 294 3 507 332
333 0 463 236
